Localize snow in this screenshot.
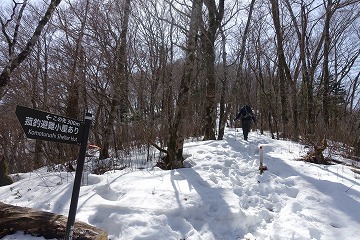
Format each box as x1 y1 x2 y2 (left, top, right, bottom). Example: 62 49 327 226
1 128 360 240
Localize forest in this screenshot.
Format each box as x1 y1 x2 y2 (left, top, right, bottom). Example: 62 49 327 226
0 0 359 174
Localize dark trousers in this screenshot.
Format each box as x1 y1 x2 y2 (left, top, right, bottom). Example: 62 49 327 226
242 119 251 140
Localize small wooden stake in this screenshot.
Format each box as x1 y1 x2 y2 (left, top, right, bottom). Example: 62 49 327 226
259 145 267 174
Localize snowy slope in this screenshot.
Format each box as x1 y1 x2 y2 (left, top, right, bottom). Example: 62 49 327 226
1 128 359 240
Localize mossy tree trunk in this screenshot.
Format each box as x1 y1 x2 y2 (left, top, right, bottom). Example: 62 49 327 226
0 156 13 187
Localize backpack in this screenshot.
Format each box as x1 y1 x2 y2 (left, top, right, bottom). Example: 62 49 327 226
242 105 253 120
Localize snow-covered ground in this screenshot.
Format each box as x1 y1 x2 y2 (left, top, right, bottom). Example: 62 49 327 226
1 128 359 240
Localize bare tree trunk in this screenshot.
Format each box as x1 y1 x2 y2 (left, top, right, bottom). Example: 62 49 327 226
56 0 90 162
100 0 131 159
218 26 228 140
31 43 43 169
202 0 224 140
322 0 332 126
299 4 315 134
283 0 303 140
269 0 289 138
349 72 360 112
202 39 217 140
164 0 203 169
306 2 329 133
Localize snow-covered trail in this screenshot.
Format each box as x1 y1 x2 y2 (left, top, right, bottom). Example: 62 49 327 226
1 128 360 240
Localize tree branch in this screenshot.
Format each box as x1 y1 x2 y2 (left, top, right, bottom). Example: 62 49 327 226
0 0 62 89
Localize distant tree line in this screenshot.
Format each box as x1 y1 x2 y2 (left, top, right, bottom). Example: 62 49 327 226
0 0 359 173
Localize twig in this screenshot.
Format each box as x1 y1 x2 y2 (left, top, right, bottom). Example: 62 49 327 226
345 184 354 192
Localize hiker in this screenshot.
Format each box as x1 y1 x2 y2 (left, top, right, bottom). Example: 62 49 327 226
234 105 256 141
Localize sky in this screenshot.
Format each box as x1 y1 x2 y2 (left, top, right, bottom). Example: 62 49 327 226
0 127 359 240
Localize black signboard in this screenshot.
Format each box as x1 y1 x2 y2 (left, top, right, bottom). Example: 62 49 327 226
15 105 84 145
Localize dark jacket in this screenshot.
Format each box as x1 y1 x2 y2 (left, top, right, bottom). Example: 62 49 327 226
235 105 256 124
